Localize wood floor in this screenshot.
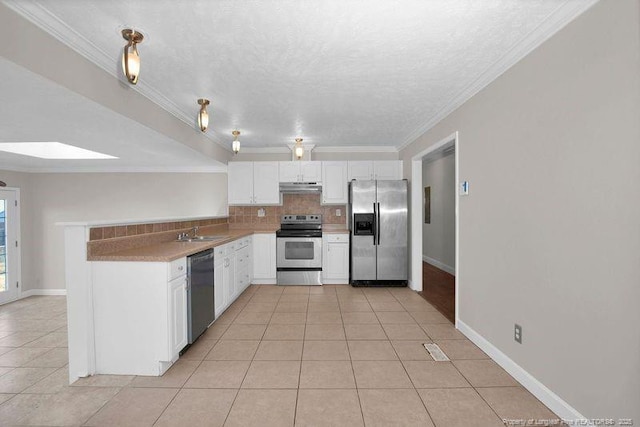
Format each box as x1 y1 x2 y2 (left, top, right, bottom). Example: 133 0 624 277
418 262 455 324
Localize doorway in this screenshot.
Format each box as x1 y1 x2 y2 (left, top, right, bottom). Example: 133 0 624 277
410 132 459 326
0 188 21 305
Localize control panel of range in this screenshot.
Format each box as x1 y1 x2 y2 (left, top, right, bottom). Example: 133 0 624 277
281 214 322 224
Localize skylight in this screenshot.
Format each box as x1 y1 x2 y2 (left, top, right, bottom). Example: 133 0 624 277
0 142 118 159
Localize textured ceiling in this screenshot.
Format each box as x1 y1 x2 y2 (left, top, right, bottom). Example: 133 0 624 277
0 58 225 172
3 0 595 152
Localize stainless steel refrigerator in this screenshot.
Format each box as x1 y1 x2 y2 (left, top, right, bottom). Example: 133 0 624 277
350 180 408 287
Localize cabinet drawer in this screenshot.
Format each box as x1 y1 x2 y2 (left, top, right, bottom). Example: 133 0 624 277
168 257 187 280
235 236 251 249
326 234 349 243
214 245 226 258
236 268 251 288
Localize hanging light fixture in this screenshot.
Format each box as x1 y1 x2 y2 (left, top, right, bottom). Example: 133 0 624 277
197 99 210 132
232 130 241 154
121 29 144 84
294 138 304 160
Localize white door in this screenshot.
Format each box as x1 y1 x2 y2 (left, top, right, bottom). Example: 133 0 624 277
253 162 280 204
0 189 19 305
279 162 300 182
374 161 402 180
300 161 322 182
228 162 254 205
348 161 374 181
168 276 188 358
322 161 348 204
252 234 276 281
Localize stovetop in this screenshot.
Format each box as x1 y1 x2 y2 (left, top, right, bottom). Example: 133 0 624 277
277 214 322 237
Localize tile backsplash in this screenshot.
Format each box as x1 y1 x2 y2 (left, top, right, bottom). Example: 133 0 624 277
89 217 227 241
229 194 346 225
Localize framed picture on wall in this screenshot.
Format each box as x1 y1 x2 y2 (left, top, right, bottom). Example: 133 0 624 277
424 186 431 224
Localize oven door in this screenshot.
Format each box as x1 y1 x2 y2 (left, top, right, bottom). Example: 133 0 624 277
276 237 322 269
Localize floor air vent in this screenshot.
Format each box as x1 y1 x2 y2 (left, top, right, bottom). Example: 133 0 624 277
423 343 450 361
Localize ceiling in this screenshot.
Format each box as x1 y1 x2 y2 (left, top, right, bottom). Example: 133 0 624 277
0 57 225 172
2 0 595 160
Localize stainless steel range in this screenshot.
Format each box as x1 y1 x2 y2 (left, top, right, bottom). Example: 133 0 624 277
276 214 322 286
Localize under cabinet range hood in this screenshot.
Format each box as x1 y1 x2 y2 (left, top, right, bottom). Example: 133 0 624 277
279 182 322 194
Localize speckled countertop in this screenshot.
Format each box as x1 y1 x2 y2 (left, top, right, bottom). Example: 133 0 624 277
322 225 350 234
88 228 277 262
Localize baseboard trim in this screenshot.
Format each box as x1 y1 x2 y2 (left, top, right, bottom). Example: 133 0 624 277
456 319 586 422
321 279 349 285
21 289 67 298
422 255 455 276
250 280 277 285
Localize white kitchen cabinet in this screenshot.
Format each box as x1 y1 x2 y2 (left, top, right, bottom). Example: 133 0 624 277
373 161 403 180
234 237 252 299
168 275 188 359
214 254 225 317
228 162 254 205
347 160 403 181
252 233 277 284
214 236 253 318
321 161 348 204
322 234 350 284
279 161 322 183
91 257 189 376
228 161 280 205
253 162 280 204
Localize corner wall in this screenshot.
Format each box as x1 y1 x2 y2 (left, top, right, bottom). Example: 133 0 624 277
401 0 640 419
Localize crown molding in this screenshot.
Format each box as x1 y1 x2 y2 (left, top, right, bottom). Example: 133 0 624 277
3 1 232 153
313 145 398 153
396 0 599 151
239 147 291 154
0 163 227 174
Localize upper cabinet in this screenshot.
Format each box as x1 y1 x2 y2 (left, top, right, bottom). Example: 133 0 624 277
322 161 348 204
347 160 403 181
228 162 280 205
279 161 322 183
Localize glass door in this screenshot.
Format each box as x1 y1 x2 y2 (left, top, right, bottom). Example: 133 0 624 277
0 189 19 305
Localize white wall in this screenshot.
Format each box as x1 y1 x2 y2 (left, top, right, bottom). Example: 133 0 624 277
401 0 640 419
422 153 455 273
233 151 399 162
0 171 227 292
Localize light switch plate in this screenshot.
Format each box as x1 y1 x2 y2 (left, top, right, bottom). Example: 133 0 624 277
336 209 341 217
459 181 469 196
257 208 266 217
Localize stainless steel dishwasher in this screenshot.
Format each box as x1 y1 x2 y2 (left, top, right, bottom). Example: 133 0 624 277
187 249 215 344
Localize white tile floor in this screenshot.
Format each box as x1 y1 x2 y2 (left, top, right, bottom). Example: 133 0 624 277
0 286 563 426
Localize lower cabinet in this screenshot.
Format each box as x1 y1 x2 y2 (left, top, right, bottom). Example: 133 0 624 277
252 233 277 284
322 233 350 284
91 257 188 376
168 275 188 359
214 236 253 318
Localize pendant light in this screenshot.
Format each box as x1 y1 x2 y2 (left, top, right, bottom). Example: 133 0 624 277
294 138 304 160
197 99 210 132
232 130 241 154
121 29 144 84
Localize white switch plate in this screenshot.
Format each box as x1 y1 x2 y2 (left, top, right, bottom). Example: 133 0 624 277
336 209 341 217
257 208 266 217
459 181 469 196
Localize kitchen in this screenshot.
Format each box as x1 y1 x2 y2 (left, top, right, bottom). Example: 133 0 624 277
0 0 638 425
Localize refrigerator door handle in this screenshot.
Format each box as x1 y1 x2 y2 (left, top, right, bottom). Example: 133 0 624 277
377 202 381 245
372 202 377 245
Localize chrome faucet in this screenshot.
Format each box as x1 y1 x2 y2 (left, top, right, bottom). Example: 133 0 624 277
191 226 199 237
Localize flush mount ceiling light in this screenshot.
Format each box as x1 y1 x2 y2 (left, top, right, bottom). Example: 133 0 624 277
121 29 144 85
294 138 304 160
0 142 118 159
232 130 241 154
197 99 210 132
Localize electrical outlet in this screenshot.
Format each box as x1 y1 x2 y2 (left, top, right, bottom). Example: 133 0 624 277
514 324 522 344
336 208 342 217
257 208 265 217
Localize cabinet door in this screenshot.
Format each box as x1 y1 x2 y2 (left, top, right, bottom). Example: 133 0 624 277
223 255 236 304
252 233 276 282
228 162 254 205
214 259 225 317
253 162 281 204
168 276 188 358
373 161 402 180
300 161 322 182
324 242 349 280
279 162 300 182
348 161 374 181
322 161 348 204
